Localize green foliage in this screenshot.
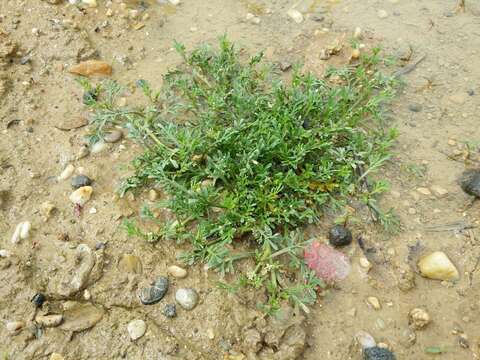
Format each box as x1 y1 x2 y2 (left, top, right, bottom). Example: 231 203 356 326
82 37 397 312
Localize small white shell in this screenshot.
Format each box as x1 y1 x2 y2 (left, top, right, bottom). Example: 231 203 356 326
58 164 75 181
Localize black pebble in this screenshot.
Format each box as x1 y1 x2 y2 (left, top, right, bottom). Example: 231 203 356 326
328 225 353 247
459 169 480 198
71 175 93 189
31 293 46 308
363 347 396 360
138 276 169 305
163 304 177 318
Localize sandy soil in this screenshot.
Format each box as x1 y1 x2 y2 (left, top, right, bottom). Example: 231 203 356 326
1 0 480 359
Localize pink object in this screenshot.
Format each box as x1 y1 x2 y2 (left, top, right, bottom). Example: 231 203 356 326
304 241 351 282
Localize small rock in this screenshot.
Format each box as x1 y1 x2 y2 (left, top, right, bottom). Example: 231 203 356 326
459 169 480 198
31 293 46 308
447 139 457 146
6 321 25 333
449 93 467 105
397 267 416 292
359 257 372 272
148 189 158 201
118 254 143 274
279 61 292 72
139 277 169 305
75 145 90 160
54 117 88 131
60 303 104 332
91 140 108 154
11 221 31 244
287 9 304 23
363 347 395 360
408 308 431 330
163 303 177 318
69 186 93 206
351 48 361 60
0 250 11 258
81 0 97 7
167 265 187 278
58 164 75 180
366 296 381 310
408 103 422 112
407 207 416 215
127 319 147 340
328 224 352 247
418 251 459 281
175 288 199 310
246 13 261 24
400 328 416 348
69 60 111 77
35 314 63 327
71 175 92 189
207 328 215 339
467 89 475 96
377 9 388 19
430 185 448 198
416 187 431 196
104 130 123 143
353 27 363 39
356 331 377 349
40 201 56 220
50 354 65 360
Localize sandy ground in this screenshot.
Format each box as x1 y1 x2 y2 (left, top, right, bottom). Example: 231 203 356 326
1 0 480 359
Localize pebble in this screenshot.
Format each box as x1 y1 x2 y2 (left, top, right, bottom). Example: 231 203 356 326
127 319 147 340
430 185 448 198
359 257 372 272
459 169 480 198
35 314 63 327
167 265 187 278
81 0 97 7
139 277 169 305
148 189 158 201
353 27 363 39
76 145 90 160
50 354 65 360
328 224 352 247
69 60 111 77
363 347 395 360
0 250 11 258
54 117 88 131
6 321 25 333
377 9 388 18
287 9 304 23
366 296 381 310
408 308 431 330
175 288 199 310
246 13 261 24
91 140 108 154
58 164 75 180
356 331 376 349
11 221 31 244
104 130 123 143
69 186 93 206
408 103 422 112
351 48 361 60
40 201 56 220
418 251 459 281
449 93 467 105
31 293 46 307
163 303 177 318
71 175 93 189
416 187 431 196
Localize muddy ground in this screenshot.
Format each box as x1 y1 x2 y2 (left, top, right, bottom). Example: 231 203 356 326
1 0 480 359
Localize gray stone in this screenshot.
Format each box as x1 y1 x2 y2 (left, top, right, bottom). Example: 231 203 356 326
175 288 199 310
71 175 92 189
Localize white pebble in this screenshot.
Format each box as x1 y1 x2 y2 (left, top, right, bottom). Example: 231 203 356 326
11 221 31 244
0 250 11 258
69 186 93 206
175 288 199 310
356 331 376 349
91 141 108 154
81 0 97 7
6 321 24 333
287 9 304 24
127 319 147 340
167 265 188 278
58 164 75 180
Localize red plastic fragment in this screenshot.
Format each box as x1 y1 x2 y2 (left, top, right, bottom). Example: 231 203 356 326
304 241 351 282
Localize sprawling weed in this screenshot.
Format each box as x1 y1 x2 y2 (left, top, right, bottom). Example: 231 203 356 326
80 37 397 312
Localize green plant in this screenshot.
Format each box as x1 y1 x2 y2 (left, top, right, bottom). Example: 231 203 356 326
80 37 397 312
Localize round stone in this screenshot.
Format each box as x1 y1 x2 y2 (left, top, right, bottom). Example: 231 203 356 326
31 293 46 308
104 130 123 143
175 288 199 310
459 169 480 198
328 225 353 247
127 319 146 340
163 303 177 318
363 346 395 360
71 175 92 189
138 277 169 305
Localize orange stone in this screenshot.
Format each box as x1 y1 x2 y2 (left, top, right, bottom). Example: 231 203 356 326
68 60 112 77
